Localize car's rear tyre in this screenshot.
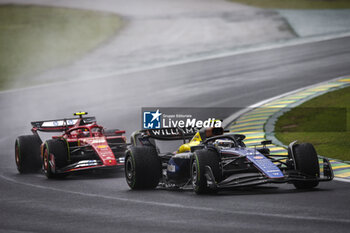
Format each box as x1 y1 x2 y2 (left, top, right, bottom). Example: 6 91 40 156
191 149 222 194
43 139 69 179
125 146 161 189
15 135 41 173
290 143 320 189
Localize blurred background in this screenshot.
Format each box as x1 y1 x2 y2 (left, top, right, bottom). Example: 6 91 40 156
1 0 350 90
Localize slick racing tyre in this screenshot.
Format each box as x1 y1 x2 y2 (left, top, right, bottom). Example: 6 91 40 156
290 143 320 189
43 139 68 179
125 146 161 189
191 149 222 194
15 135 41 173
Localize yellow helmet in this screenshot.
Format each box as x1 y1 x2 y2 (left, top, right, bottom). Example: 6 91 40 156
178 144 191 153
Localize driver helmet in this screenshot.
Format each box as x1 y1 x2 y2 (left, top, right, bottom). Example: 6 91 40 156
82 129 89 137
213 139 234 149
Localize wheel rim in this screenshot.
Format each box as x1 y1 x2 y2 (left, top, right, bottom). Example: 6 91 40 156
191 161 198 187
125 156 134 182
44 149 49 173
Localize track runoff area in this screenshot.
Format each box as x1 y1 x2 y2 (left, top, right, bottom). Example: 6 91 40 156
226 76 350 180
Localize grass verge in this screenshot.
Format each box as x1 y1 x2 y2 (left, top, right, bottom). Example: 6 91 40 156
0 4 123 90
229 0 350 9
275 86 350 161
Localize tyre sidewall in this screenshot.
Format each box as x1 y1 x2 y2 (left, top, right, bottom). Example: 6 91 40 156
125 146 161 189
15 135 41 173
43 139 68 179
125 151 137 188
191 149 221 194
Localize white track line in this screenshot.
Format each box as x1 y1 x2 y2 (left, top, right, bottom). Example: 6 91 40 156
1 172 349 224
334 178 350 183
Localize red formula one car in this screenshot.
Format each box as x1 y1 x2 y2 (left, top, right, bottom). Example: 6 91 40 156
15 112 127 178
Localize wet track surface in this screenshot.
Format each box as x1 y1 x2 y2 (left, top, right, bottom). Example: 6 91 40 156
1 37 350 232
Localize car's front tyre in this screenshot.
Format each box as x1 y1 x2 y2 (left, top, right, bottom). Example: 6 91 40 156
191 149 221 194
290 143 320 189
43 139 68 179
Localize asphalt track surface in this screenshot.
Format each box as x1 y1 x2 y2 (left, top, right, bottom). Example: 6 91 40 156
1 37 350 233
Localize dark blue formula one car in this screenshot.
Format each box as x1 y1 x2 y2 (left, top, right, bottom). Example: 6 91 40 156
124 127 333 194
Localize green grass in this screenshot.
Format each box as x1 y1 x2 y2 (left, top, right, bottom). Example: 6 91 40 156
275 86 350 161
229 0 350 9
0 5 123 90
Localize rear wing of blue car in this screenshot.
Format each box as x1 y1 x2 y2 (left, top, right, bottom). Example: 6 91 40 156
139 127 197 141
130 127 197 147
